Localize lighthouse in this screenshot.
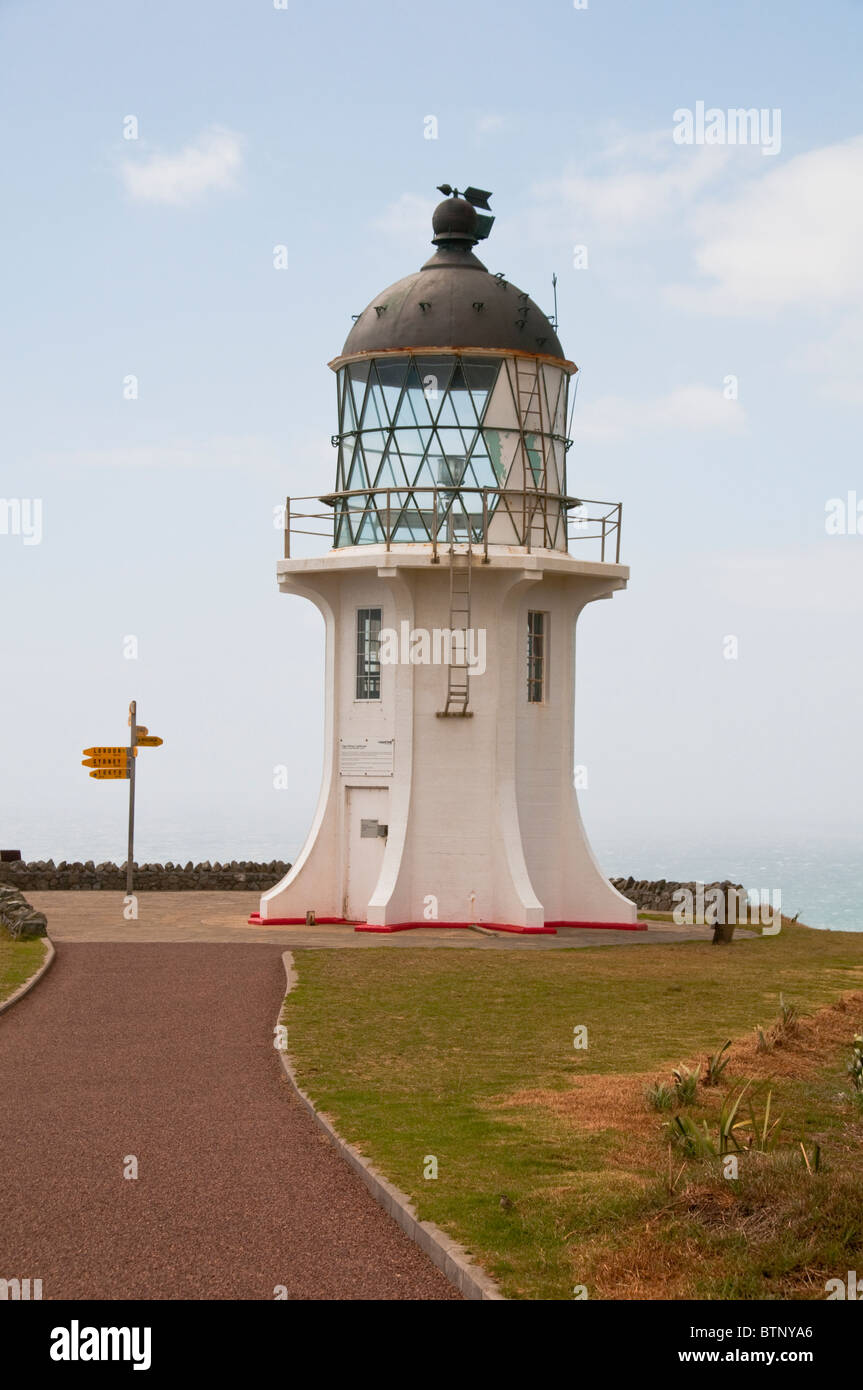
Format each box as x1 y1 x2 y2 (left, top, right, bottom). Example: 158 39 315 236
258 187 636 931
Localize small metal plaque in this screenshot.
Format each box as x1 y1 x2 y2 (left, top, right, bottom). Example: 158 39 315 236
339 737 394 776
360 819 380 839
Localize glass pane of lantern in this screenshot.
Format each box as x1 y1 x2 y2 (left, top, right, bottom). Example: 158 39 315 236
394 369 431 430
360 428 388 458
434 389 461 430
446 364 481 429
413 356 455 408
392 437 426 485
344 448 370 492
359 434 386 487
355 507 383 544
340 369 358 432
409 448 436 488
435 427 473 477
334 507 352 548
374 358 408 420
375 452 403 491
362 378 389 431
347 362 370 422
465 444 497 490
462 359 500 414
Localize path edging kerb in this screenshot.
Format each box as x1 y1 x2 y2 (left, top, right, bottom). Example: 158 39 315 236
0 937 56 1015
277 950 504 1302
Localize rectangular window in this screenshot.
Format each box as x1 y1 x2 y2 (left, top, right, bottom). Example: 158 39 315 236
527 611 547 703
356 607 382 700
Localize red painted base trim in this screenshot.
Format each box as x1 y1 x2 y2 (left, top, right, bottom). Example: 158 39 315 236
545 920 647 932
354 921 557 935
247 913 643 933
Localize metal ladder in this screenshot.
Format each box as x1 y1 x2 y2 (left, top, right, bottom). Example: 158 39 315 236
438 520 473 717
513 360 547 548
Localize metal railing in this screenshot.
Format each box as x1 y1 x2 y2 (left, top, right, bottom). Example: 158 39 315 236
281 486 622 564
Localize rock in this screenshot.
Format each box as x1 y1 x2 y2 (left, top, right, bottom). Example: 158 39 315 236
18 910 47 938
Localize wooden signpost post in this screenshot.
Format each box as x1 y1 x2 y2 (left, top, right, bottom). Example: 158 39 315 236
81 701 163 896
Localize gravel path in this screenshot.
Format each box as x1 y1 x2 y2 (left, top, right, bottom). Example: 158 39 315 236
0 943 459 1299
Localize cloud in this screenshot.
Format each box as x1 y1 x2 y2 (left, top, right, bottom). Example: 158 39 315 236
378 138 728 253
119 127 243 206
575 384 747 443
373 192 435 242
792 314 863 404
526 135 730 244
670 135 863 314
711 542 863 614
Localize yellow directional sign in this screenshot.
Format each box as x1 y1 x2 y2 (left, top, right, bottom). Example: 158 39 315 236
89 768 130 780
83 746 128 758
136 735 163 747
82 755 129 769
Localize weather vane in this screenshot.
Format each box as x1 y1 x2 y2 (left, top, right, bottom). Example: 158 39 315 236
436 184 493 210
436 185 495 240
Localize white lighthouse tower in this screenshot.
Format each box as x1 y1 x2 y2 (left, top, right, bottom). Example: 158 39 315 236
257 188 636 932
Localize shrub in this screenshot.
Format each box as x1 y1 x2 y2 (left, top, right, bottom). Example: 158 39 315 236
704 1040 732 1087
645 1081 675 1112
672 1062 701 1106
666 1113 716 1160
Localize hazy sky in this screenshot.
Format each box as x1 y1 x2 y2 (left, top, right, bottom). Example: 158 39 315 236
2 0 861 864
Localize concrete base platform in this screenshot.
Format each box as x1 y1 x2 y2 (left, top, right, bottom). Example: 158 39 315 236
25 892 754 949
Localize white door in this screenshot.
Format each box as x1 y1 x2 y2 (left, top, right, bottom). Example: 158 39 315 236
345 787 389 922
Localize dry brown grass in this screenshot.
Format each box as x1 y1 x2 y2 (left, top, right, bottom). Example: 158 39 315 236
503 991 863 1127
493 992 863 1299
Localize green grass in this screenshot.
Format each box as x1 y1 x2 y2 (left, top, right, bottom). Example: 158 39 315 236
284 922 863 1299
0 925 47 1004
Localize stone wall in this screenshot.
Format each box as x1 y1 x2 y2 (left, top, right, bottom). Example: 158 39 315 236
0 884 47 938
0 860 291 892
611 877 745 913
0 862 740 912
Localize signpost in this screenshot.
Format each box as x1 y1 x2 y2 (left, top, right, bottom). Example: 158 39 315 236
82 751 130 770
81 701 163 896
127 702 137 898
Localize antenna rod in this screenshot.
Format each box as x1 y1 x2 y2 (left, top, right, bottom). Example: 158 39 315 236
552 272 559 329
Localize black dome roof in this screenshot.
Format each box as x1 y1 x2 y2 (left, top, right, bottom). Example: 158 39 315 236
339 196 567 363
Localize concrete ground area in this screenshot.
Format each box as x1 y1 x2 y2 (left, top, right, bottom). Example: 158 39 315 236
26 891 748 948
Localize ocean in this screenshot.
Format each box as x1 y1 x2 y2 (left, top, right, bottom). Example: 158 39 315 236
593 829 862 934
